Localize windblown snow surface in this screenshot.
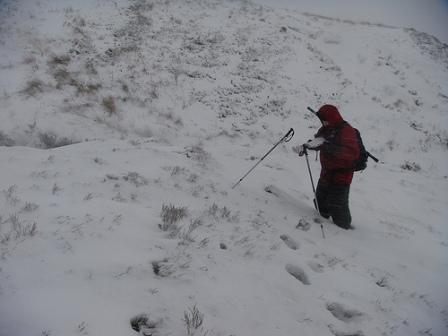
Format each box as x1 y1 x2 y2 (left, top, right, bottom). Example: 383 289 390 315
0 1 447 335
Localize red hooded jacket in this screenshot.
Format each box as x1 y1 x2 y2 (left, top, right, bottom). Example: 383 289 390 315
315 105 359 185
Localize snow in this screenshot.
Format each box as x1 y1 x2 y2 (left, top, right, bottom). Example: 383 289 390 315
0 0 447 336
253 0 448 45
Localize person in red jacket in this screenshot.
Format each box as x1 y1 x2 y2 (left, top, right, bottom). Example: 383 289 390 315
294 104 359 229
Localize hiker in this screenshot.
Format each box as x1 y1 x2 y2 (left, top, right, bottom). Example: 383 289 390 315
293 104 360 229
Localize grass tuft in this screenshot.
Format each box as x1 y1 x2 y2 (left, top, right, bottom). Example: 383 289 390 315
102 96 117 115
183 305 204 336
159 204 188 232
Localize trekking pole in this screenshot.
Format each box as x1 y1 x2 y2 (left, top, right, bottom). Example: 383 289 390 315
368 152 380 163
232 128 294 189
304 147 325 239
307 106 318 116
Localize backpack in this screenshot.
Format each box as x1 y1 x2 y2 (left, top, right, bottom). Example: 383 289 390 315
353 129 369 171
335 123 378 172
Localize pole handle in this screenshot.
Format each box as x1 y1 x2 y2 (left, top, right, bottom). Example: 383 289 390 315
284 128 294 142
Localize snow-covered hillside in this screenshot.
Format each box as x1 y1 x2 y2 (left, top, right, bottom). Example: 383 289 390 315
0 0 447 335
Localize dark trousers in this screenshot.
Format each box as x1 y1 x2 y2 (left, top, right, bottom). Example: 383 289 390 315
316 180 352 229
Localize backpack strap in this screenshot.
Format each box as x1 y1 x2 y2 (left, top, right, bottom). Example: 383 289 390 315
334 121 349 142
327 121 349 150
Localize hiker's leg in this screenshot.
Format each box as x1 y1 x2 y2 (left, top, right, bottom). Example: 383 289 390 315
316 180 331 219
327 185 352 229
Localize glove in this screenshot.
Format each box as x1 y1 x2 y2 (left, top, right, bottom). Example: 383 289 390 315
292 144 306 156
293 137 327 157
304 137 326 149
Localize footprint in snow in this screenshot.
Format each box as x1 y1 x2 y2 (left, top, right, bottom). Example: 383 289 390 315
326 302 364 323
307 260 325 273
280 234 299 250
285 264 310 285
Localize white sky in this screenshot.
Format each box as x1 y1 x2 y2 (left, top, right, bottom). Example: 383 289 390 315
253 0 448 44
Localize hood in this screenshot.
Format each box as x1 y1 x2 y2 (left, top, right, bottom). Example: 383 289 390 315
317 104 343 126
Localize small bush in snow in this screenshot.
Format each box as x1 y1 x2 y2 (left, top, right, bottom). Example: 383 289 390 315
123 172 149 187
401 161 421 172
52 183 62 195
158 111 183 126
0 131 14 146
51 61 99 93
93 157 105 165
185 143 210 164
3 185 19 205
102 96 117 115
296 218 311 231
77 322 87 334
39 132 75 149
21 202 39 212
177 218 202 245
53 68 75 88
170 166 187 176
151 259 175 277
207 203 238 222
130 313 156 335
183 305 204 336
165 224 181 240
1 213 37 243
376 277 389 288
48 54 71 66
83 193 93 201
186 174 198 183
159 204 188 232
22 79 45 97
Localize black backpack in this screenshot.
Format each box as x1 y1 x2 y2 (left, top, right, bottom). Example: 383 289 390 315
353 129 369 171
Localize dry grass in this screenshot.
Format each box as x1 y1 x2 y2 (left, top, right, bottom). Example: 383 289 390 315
1 213 37 244
401 161 421 172
39 132 75 149
183 305 204 336
48 54 71 66
0 131 14 146
102 96 117 115
22 79 45 97
159 204 188 232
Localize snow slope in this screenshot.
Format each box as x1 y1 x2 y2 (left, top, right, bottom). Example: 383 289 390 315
0 0 447 335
